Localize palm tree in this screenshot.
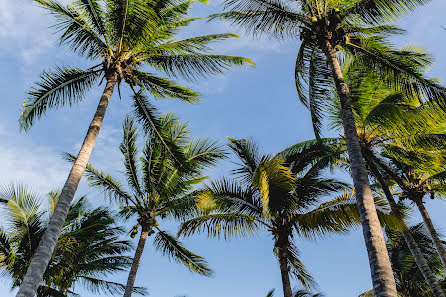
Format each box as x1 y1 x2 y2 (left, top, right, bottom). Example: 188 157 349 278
360 223 446 297
18 1 252 295
70 115 224 297
0 184 137 296
209 1 446 295
178 138 396 297
371 151 446 273
327 65 446 297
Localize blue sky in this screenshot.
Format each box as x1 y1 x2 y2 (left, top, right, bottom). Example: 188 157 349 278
0 0 446 296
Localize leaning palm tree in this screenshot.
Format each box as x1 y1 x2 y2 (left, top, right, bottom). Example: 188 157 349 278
70 115 224 297
210 1 446 294
179 138 396 297
327 64 446 297
360 223 446 297
0 184 138 296
18 1 252 295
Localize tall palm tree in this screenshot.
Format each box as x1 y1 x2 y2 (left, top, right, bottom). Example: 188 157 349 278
327 65 446 297
70 115 224 297
18 1 252 296
209 1 446 295
360 223 446 297
0 184 137 296
178 138 396 297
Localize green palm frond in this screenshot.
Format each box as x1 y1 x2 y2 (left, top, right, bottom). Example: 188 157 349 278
199 178 263 218
344 0 431 24
131 90 187 167
19 67 101 130
64 153 135 205
142 54 253 81
74 0 106 36
227 137 261 184
294 189 360 238
295 44 332 138
153 33 240 54
348 42 446 103
153 229 213 276
134 71 200 102
185 138 227 170
178 213 263 239
120 117 143 197
209 1 307 38
34 0 107 58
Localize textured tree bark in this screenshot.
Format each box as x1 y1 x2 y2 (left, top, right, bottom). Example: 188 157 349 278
16 75 117 297
368 161 445 297
277 247 293 297
123 228 150 297
323 40 397 297
414 198 446 271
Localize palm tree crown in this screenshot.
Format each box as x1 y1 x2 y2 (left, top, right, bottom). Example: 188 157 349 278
22 0 252 153
73 114 226 296
0 184 136 296
178 138 394 295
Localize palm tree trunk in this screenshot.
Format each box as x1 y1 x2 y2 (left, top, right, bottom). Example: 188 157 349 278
123 229 150 297
323 40 397 297
16 74 118 297
367 160 445 297
414 198 446 271
277 248 293 297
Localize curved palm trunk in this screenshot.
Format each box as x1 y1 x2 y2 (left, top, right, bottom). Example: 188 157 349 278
414 198 446 271
277 247 293 297
368 161 445 297
16 75 117 297
323 40 397 297
124 229 150 297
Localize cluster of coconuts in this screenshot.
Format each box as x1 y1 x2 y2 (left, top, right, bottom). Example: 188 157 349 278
130 221 159 238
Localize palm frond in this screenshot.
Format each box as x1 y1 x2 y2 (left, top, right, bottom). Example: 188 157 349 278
120 117 143 197
153 229 213 276
153 33 240 54
227 137 261 185
345 0 431 24
178 213 262 239
20 66 100 130
141 54 254 81
34 0 107 58
209 0 307 38
131 89 187 167
134 71 199 102
64 153 135 205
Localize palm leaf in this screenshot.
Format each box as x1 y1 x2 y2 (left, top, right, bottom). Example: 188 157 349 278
178 213 263 239
153 229 213 276
19 66 101 130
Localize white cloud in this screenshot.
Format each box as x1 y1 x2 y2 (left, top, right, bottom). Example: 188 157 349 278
0 0 56 64
0 130 70 195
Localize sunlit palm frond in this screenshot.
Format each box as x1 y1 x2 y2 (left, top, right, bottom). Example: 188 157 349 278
178 213 263 239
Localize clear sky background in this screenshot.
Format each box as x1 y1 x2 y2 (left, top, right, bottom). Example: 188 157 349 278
0 0 446 296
